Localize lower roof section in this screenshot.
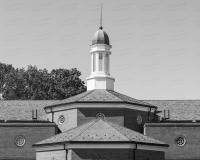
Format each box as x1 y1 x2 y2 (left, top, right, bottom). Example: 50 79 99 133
33 118 168 151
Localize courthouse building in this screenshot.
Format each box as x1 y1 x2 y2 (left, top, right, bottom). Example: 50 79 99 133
0 24 200 160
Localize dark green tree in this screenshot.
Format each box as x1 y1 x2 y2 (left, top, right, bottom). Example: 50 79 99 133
1 64 86 100
3 68 28 100
0 63 15 99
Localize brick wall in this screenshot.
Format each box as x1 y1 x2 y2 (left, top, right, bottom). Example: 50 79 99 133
54 109 77 132
0 124 56 160
72 149 133 160
135 149 165 160
52 106 151 134
124 109 150 133
77 108 150 134
146 124 200 160
77 108 124 126
36 150 66 160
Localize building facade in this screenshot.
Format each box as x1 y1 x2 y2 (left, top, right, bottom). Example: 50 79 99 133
0 25 200 160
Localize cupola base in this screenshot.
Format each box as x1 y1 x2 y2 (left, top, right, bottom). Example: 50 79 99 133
86 75 115 91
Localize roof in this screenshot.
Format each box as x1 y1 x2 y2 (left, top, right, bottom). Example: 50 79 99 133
34 118 167 147
145 122 200 127
45 89 156 108
0 94 200 121
0 100 59 120
92 29 110 45
0 121 56 127
144 100 200 120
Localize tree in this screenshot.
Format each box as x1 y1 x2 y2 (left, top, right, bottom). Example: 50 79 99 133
1 64 86 100
0 62 15 99
3 68 28 100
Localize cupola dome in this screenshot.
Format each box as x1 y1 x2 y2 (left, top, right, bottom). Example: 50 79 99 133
92 27 110 45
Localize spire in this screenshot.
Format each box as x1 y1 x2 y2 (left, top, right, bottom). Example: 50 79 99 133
99 4 103 30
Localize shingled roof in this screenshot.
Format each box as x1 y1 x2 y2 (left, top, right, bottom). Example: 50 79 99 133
45 89 156 108
34 118 168 147
0 93 200 120
144 100 200 120
0 100 59 120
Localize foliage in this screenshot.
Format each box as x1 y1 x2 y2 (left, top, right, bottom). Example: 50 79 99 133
0 63 86 100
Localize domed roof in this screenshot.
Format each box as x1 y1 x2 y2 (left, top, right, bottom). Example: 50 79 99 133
92 27 110 45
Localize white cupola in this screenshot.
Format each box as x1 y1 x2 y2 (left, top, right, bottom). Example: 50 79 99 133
86 26 115 91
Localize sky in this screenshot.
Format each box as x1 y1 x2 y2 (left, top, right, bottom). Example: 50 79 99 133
0 0 200 100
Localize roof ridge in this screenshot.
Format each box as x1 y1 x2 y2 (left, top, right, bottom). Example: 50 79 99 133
108 90 156 107
70 119 98 141
76 90 96 102
109 90 144 103
107 90 125 102
45 90 95 108
108 121 166 144
34 120 96 145
105 120 130 141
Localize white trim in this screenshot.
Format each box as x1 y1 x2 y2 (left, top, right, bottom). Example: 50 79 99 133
45 108 51 113
67 149 72 160
90 44 112 54
34 144 64 152
151 108 156 113
86 75 115 81
137 144 168 151
34 143 167 151
123 104 151 112
143 125 146 136
46 103 153 113
64 143 136 149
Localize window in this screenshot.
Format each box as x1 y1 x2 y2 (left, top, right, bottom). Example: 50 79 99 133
105 54 109 72
175 136 186 147
96 113 105 119
136 115 142 125
59 115 65 124
99 53 103 71
15 135 25 147
93 53 96 72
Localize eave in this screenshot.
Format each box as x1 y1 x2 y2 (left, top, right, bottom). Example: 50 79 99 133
33 141 168 152
44 101 157 113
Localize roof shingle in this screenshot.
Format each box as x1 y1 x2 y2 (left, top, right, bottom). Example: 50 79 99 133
45 90 156 108
144 100 200 120
34 119 167 146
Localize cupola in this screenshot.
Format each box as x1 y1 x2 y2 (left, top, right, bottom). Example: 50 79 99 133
92 27 110 45
86 6 115 91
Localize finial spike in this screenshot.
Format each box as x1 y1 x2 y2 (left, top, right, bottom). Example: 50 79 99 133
99 4 103 29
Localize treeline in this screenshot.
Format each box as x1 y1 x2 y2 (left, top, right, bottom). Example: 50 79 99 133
0 62 86 100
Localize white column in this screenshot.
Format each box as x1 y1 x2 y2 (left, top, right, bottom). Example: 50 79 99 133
91 53 93 74
96 52 99 72
108 54 110 74
67 149 72 160
143 125 146 135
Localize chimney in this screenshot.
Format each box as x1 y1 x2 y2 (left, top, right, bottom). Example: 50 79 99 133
164 109 170 120
32 109 38 120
